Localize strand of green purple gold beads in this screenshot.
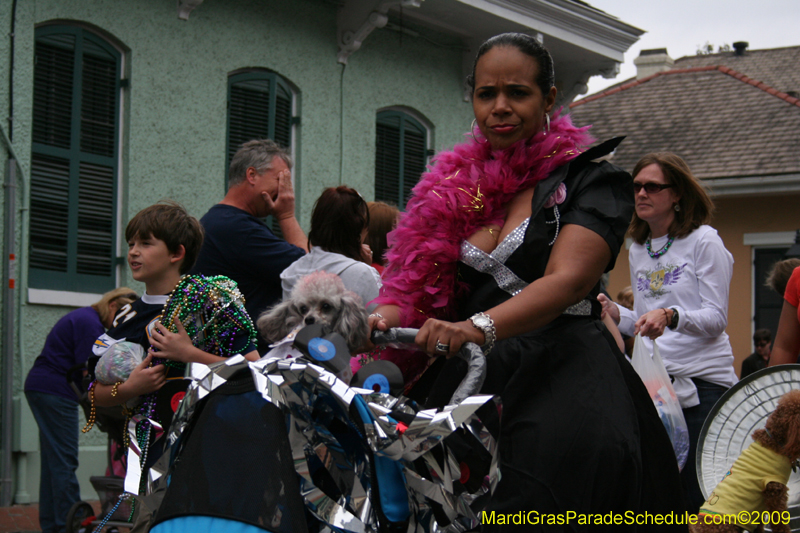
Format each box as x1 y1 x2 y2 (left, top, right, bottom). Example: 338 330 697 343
157 275 256 366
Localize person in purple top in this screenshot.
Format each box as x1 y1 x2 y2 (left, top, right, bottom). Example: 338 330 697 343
24 287 137 533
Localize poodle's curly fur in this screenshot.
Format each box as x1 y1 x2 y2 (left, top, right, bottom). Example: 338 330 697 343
690 389 800 533
256 271 369 353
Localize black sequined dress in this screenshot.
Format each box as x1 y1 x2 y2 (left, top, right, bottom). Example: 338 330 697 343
423 140 687 531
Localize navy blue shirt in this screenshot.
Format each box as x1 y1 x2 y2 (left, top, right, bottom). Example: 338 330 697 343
190 204 305 324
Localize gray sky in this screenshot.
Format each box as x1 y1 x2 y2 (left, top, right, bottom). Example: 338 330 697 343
582 0 800 97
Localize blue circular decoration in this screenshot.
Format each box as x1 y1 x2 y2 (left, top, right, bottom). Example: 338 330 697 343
308 338 336 361
363 374 390 393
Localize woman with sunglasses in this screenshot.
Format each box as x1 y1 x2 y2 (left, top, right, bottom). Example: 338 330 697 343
600 151 737 513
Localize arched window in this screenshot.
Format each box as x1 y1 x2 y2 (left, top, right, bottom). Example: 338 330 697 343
226 70 297 235
29 25 122 293
226 70 296 178
374 110 431 209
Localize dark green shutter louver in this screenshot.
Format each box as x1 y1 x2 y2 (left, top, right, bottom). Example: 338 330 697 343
375 121 401 203
274 84 292 148
32 39 75 149
29 26 120 293
29 154 71 272
228 81 271 163
77 162 115 276
226 71 295 237
81 52 118 157
375 111 429 209
226 72 294 170
402 125 426 205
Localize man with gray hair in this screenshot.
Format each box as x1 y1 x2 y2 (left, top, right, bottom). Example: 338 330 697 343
191 140 308 349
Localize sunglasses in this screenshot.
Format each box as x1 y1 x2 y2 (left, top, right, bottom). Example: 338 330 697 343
633 182 673 194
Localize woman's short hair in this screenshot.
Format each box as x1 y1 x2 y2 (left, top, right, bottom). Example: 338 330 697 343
466 33 554 98
765 259 800 297
308 186 369 262
92 287 138 326
366 201 399 266
629 152 715 245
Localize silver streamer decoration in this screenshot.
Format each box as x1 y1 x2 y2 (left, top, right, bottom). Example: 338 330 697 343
156 332 500 533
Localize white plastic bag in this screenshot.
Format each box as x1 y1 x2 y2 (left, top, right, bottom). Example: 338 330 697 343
95 341 144 385
630 334 690 471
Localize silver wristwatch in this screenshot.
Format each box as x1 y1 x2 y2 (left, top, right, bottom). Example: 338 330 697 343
469 312 496 355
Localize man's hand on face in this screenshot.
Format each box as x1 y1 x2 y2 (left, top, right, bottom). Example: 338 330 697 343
263 169 296 220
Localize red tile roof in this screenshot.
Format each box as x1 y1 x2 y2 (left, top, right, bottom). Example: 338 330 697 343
568 50 800 180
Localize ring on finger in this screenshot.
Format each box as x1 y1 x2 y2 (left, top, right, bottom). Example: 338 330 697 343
435 340 450 353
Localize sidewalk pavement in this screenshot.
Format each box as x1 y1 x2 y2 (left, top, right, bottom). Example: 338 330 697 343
0 501 100 533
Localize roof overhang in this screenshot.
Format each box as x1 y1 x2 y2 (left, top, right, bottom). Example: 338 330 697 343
403 0 641 59
704 173 800 198
337 0 643 104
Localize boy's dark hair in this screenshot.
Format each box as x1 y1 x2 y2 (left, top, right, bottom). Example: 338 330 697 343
125 201 204 274
753 328 772 344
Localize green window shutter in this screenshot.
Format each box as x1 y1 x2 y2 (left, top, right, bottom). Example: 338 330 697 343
375 118 401 205
29 26 121 293
402 122 426 206
228 79 271 164
375 111 429 209
80 42 118 157
273 83 293 149
29 154 71 272
32 35 75 149
226 71 296 236
77 161 115 276
226 72 294 171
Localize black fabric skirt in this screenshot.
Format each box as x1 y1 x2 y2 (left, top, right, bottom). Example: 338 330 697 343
420 315 687 532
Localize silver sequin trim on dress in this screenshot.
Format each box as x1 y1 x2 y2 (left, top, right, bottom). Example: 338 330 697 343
492 218 529 263
460 218 530 295
460 218 593 315
563 299 592 316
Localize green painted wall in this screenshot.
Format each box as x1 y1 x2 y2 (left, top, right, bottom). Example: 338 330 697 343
0 0 473 504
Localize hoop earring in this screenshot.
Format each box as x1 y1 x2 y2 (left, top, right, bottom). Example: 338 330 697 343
674 204 680 212
469 118 486 143
542 114 551 135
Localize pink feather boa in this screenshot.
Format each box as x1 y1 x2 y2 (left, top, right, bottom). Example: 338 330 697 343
370 112 593 383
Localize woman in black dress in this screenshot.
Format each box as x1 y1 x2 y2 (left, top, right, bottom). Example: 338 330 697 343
370 33 686 529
